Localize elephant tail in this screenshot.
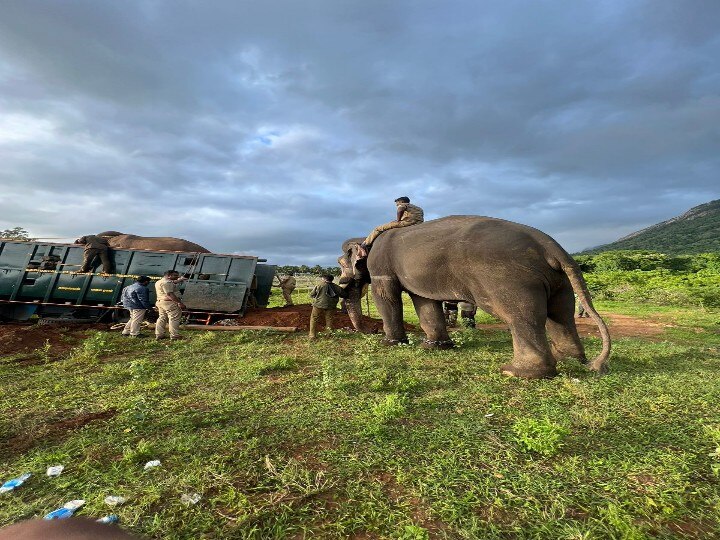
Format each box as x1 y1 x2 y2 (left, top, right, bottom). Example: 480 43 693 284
549 247 611 374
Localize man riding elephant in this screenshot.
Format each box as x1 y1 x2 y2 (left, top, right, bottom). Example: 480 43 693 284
358 196 424 257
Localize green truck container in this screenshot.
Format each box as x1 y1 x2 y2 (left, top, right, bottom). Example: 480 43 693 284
0 240 276 322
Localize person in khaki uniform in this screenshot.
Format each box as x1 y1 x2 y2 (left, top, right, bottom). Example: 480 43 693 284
75 234 113 273
309 275 348 339
277 272 297 306
359 196 424 256
155 270 186 340
120 276 153 337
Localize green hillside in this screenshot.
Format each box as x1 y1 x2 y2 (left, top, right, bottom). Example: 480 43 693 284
582 199 720 254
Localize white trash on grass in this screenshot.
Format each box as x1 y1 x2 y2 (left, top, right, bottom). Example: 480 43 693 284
181 493 202 506
46 465 64 477
0 473 31 494
144 460 161 470
44 499 85 520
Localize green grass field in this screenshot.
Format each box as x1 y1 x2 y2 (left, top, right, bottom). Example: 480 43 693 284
1 294 719 539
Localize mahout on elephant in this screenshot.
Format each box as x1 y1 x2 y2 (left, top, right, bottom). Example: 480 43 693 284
95 231 209 253
338 215 611 379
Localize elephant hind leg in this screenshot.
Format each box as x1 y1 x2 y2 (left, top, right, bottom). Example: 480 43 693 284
498 292 557 379
546 288 587 364
408 293 453 349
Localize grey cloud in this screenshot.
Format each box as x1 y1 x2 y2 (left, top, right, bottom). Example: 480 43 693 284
0 0 718 264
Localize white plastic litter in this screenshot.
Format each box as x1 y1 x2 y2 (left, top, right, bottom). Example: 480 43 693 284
64 500 85 511
46 465 64 477
104 495 127 507
43 499 85 520
144 460 161 470
0 473 31 493
484 413 495 418
180 493 201 506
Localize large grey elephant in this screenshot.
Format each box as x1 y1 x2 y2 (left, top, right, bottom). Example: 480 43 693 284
338 216 610 379
96 231 210 253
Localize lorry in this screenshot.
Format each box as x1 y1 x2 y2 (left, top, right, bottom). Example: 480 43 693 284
0 240 276 323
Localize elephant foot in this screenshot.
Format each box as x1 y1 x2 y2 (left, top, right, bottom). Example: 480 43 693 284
422 339 455 350
500 363 557 379
382 338 409 346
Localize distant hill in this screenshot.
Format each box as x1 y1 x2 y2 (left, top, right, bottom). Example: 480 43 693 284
581 199 720 255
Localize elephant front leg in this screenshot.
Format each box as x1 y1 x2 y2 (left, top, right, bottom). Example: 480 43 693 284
371 277 408 345
409 294 454 349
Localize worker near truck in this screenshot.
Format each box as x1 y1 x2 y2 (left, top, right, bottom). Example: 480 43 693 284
276 272 297 306
75 234 113 274
309 274 348 339
120 276 153 338
155 270 186 341
358 196 424 257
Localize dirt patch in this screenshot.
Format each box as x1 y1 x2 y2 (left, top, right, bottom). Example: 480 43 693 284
3 409 117 457
0 322 109 361
230 304 413 333
474 313 667 339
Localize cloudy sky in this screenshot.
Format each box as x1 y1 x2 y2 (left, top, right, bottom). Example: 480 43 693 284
0 0 718 264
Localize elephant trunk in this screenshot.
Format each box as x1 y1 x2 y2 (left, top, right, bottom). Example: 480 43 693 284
344 282 371 333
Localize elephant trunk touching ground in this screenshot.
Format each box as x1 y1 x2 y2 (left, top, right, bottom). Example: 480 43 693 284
343 281 371 333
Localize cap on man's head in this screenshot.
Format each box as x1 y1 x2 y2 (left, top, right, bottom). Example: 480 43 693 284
323 274 334 282
395 196 410 203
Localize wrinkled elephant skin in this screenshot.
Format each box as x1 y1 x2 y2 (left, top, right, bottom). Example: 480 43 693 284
96 232 210 253
339 216 611 379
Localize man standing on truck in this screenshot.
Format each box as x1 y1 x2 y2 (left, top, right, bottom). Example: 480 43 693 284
155 270 186 341
120 276 153 338
75 234 113 274
309 274 348 339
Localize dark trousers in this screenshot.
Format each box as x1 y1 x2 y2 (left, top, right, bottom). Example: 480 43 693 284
81 248 113 273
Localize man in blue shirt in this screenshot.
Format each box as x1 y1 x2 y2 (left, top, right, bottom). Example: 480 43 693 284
120 276 153 337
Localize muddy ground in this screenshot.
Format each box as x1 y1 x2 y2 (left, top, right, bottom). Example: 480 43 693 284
477 313 669 339
234 304 413 333
0 307 666 361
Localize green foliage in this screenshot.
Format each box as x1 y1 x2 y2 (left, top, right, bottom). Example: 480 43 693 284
573 250 720 308
512 417 569 457
583 199 720 255
276 264 340 276
69 331 115 362
2 302 720 538
0 227 33 241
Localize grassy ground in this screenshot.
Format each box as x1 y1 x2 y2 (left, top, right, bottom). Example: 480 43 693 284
1 297 719 539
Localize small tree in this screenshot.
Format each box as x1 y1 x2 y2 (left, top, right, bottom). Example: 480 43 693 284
0 227 33 241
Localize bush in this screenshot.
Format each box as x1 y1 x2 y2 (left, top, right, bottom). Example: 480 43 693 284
512 417 568 457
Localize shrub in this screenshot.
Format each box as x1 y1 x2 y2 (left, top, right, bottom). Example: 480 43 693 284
512 417 568 457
